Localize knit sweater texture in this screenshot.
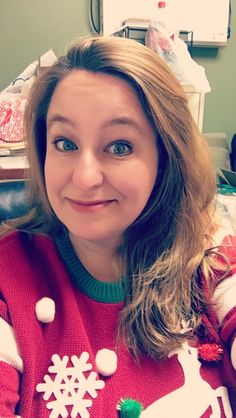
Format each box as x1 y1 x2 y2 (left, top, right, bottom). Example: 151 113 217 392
0 231 236 418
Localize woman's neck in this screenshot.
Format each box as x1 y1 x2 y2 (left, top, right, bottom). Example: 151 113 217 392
68 234 125 283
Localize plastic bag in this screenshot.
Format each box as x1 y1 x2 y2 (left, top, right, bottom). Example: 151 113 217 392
145 20 211 93
0 50 57 146
214 193 236 244
0 92 27 145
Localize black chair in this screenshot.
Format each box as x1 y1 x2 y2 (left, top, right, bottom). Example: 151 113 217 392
230 133 236 172
0 180 32 222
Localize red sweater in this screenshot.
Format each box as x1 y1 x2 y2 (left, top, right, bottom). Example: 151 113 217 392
0 231 236 418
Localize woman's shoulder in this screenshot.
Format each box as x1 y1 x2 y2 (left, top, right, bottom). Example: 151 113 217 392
0 229 50 244
0 230 55 262
0 230 63 298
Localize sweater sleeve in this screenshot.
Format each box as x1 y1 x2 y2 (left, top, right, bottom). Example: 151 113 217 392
0 298 23 417
211 235 236 373
0 360 21 417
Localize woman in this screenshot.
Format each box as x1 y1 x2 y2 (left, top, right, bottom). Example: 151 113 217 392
0 36 235 418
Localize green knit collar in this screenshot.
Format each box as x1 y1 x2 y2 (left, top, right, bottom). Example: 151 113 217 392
55 230 125 303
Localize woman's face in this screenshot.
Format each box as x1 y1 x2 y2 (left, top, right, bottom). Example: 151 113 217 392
45 70 158 248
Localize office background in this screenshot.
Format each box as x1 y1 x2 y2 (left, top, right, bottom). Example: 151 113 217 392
0 0 235 144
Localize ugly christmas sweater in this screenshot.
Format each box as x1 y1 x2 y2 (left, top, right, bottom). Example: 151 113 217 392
0 231 236 418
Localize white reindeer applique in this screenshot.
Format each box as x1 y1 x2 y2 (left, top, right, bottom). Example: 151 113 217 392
141 342 232 418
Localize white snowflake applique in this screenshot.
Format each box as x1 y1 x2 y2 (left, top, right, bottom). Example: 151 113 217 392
36 352 105 418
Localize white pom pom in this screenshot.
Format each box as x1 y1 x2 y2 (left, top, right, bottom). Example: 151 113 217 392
35 297 55 323
95 348 117 376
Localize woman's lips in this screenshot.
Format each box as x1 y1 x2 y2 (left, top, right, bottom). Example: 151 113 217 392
67 198 115 212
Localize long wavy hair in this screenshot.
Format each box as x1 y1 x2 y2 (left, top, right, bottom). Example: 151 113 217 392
2 36 220 358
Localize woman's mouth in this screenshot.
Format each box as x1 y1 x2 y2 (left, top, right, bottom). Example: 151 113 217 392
67 198 115 213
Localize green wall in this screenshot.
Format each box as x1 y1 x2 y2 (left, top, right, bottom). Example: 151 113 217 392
1 0 235 144
0 0 94 90
191 4 236 144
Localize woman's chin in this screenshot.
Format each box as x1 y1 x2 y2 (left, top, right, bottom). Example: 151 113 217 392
68 229 123 249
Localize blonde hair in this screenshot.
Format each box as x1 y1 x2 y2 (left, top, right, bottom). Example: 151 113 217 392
2 36 220 358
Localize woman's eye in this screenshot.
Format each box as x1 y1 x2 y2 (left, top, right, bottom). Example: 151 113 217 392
53 138 77 152
107 141 132 156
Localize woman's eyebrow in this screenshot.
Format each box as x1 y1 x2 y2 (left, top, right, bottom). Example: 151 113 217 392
103 117 144 135
47 114 144 135
47 114 75 130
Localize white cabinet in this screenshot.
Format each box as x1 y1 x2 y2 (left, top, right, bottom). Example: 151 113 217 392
182 84 205 132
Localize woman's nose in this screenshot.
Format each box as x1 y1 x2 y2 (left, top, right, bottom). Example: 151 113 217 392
72 151 104 190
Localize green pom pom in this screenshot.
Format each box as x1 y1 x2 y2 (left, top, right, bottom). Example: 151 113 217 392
117 398 143 418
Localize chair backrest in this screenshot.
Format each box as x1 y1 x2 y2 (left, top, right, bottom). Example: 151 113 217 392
230 133 236 172
0 179 32 222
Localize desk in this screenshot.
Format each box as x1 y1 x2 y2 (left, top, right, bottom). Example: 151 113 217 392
0 155 29 180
